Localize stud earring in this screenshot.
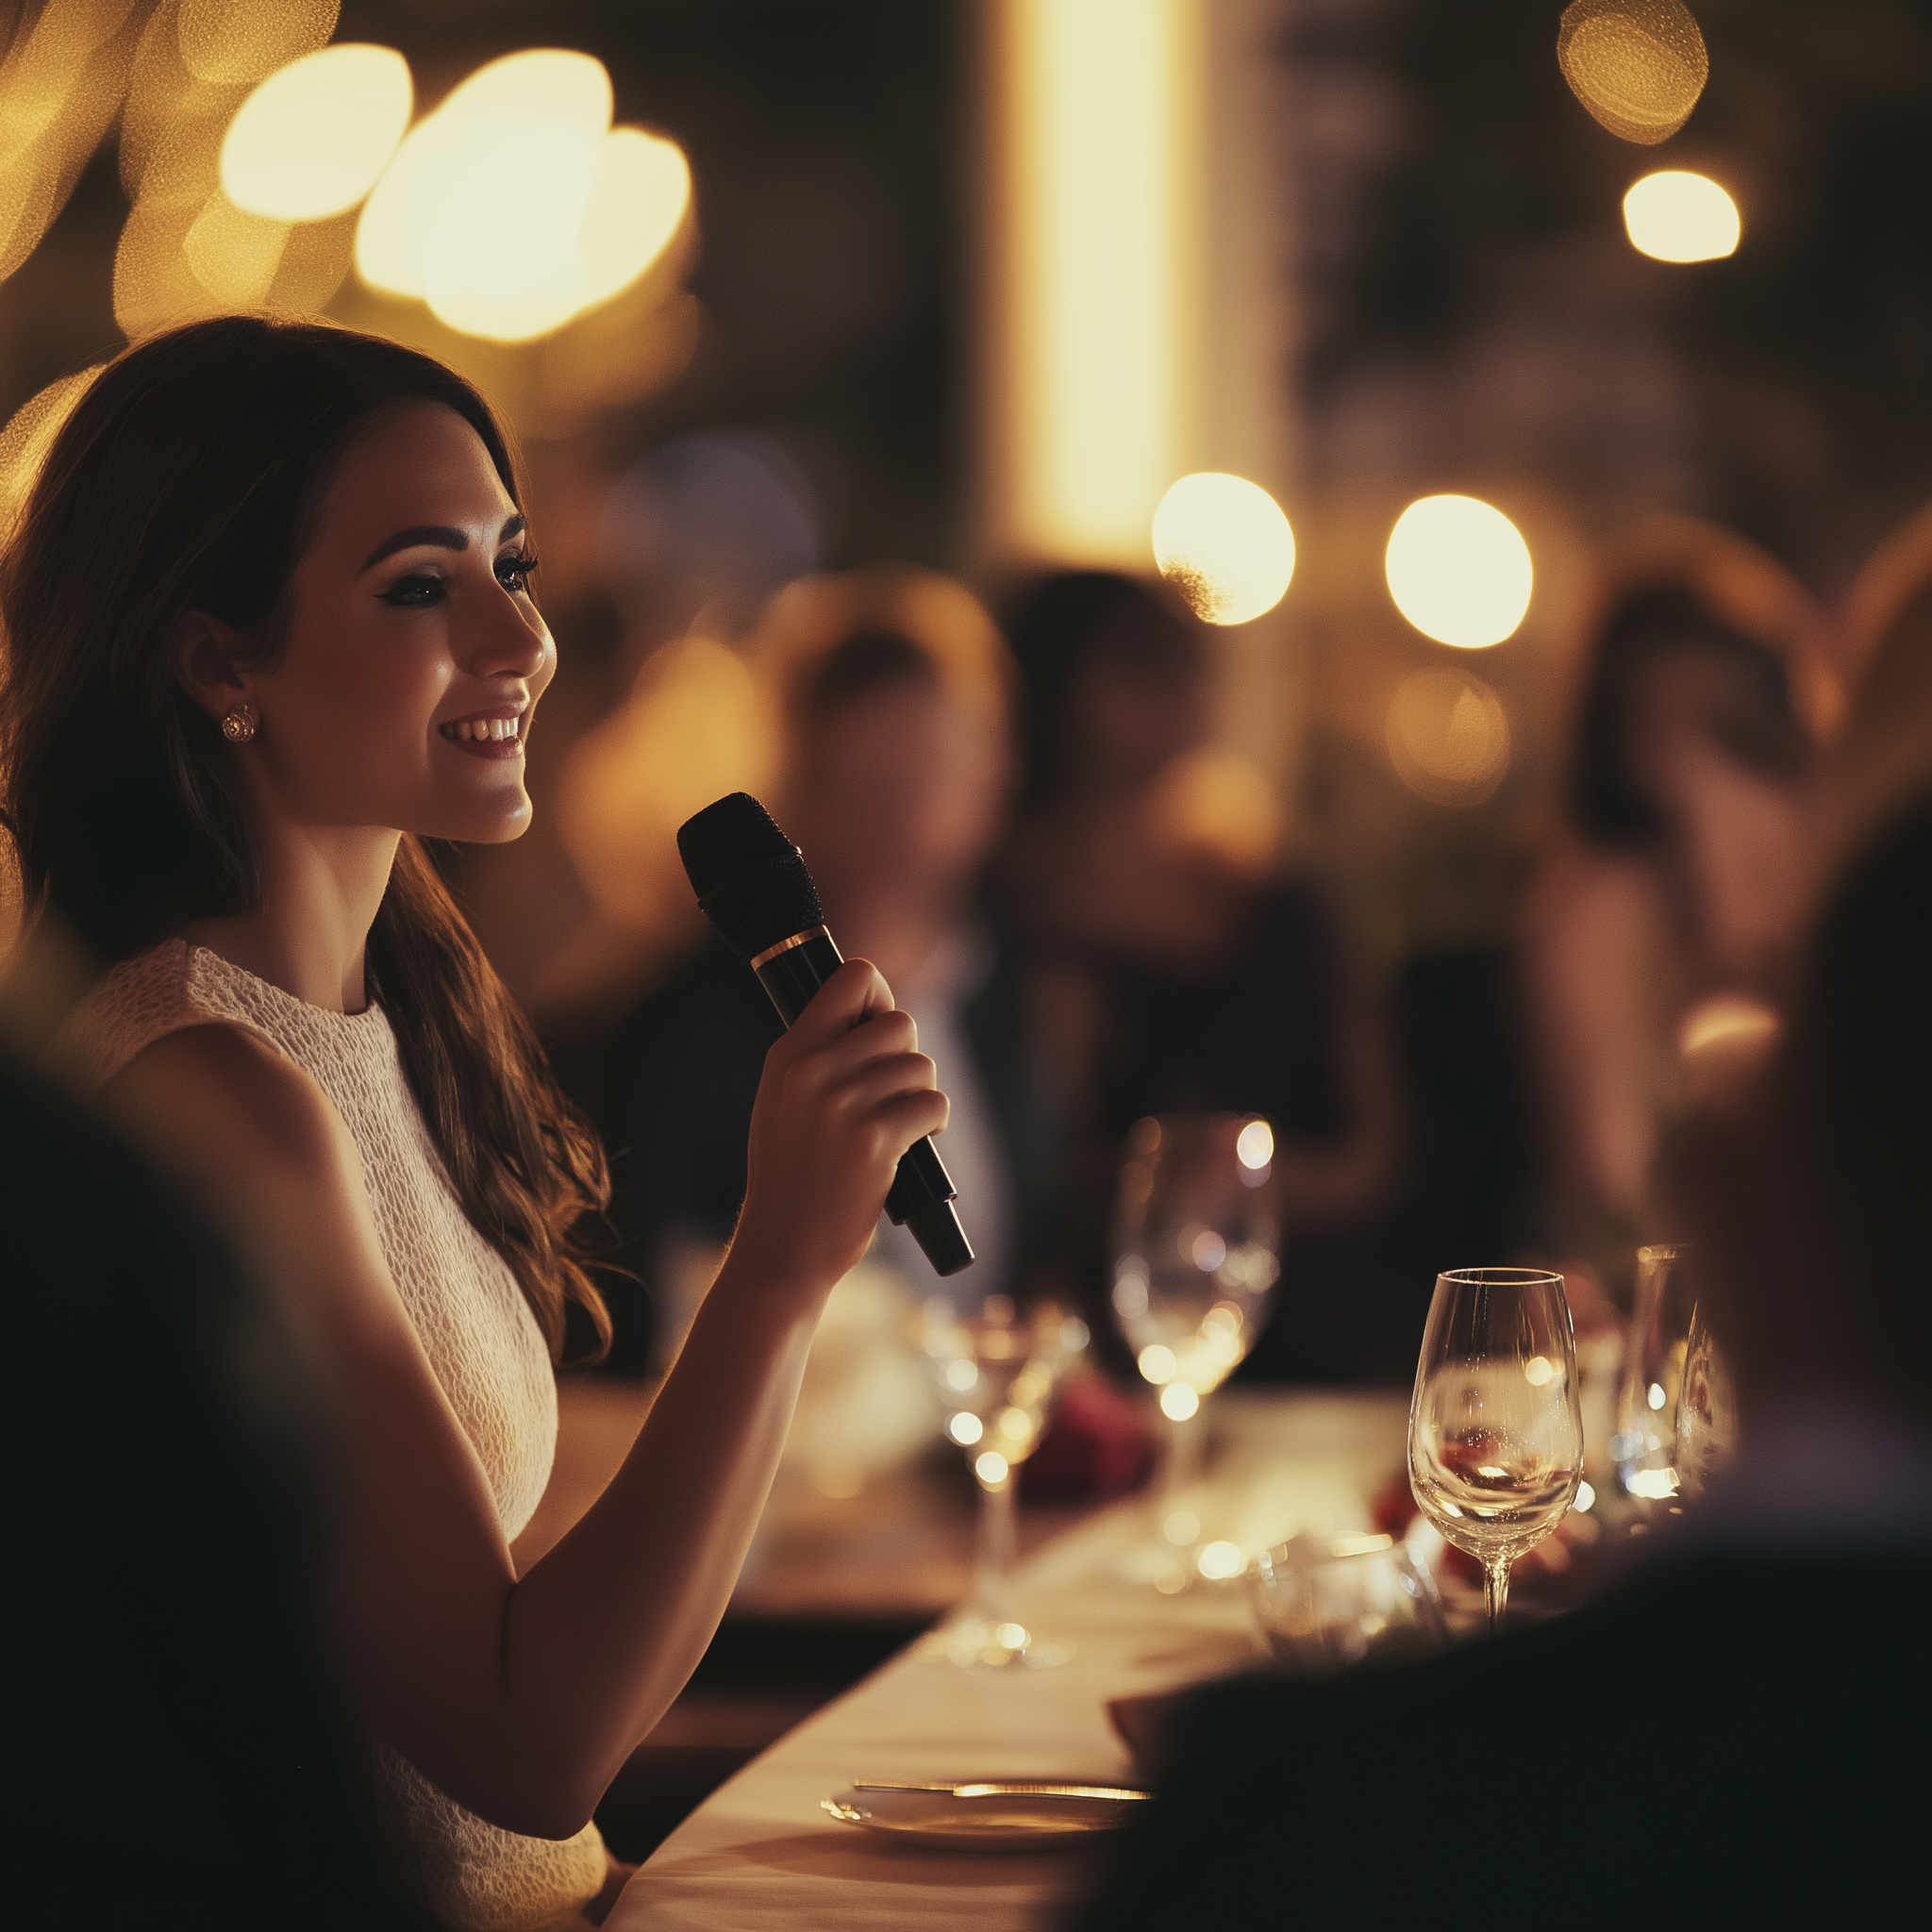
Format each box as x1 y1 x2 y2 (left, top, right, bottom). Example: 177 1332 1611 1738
220 703 258 744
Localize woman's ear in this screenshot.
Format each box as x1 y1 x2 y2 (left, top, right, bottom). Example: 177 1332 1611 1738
171 609 253 721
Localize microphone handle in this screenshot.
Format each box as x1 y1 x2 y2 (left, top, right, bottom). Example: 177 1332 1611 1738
752 929 975 1278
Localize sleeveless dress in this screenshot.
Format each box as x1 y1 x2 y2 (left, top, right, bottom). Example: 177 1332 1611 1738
46 941 610 1931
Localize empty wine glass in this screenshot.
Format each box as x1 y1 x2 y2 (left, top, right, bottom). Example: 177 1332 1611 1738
1109 1113 1280 1587
917 1291 1089 1668
1408 1268 1584 1633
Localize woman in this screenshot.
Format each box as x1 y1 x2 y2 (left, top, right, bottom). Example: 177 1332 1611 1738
999 571 1402 1379
0 317 946 1928
1520 520 1834 1288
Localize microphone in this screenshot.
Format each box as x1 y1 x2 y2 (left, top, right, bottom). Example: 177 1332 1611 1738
676 791 975 1278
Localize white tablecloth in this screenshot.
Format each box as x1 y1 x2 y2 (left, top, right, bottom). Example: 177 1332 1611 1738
608 1391 1408 1932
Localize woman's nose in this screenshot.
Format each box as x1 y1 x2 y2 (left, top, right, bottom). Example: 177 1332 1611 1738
465 584 551 681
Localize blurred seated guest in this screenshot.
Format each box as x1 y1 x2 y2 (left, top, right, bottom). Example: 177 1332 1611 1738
3 1044 425 1930
1520 522 1836 1289
999 572 1399 1377
592 568 1052 1366
1076 664 1932 1930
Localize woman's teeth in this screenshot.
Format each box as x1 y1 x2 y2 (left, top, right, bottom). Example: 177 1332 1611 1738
447 717 519 741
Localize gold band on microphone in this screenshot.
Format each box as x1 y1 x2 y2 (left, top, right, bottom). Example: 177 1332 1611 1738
750 925 830 971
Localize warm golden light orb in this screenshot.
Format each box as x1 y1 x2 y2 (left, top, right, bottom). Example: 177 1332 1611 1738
221 44 413 222
355 48 613 299
424 132 598 341
1623 170 1740 263
577 126 692 308
424 125 691 342
1385 494 1533 648
1557 0 1707 145
1385 669 1512 808
1151 472 1296 625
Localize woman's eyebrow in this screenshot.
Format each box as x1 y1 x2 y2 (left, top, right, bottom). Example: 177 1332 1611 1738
360 513 527 573
362 525 464 571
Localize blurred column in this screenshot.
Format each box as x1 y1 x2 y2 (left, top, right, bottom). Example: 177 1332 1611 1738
973 0 1302 792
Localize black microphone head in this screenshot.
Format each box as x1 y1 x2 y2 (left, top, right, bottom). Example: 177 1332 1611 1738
677 792 824 960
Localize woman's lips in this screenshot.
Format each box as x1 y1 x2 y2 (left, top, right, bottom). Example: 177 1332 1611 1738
439 711 525 761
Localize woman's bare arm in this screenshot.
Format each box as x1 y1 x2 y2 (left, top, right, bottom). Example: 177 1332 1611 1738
97 958 941 1838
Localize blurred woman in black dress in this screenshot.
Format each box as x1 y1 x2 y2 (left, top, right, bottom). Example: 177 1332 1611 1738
998 572 1402 1379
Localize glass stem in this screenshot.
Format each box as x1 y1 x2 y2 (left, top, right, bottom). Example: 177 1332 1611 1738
1159 1406 1204 1516
970 1470 1018 1624
1483 1555 1511 1634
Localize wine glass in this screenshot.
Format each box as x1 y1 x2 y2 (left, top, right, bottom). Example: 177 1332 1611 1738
1408 1268 1584 1633
1109 1113 1280 1587
916 1291 1088 1668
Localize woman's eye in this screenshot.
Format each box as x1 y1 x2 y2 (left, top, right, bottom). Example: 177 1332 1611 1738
380 572 445 608
496 552 539 594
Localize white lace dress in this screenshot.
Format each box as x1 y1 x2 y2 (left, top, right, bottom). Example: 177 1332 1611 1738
47 941 609 1931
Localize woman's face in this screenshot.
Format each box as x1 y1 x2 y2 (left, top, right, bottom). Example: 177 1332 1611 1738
233 401 553 845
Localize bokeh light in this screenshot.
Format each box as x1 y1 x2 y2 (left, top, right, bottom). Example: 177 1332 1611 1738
220 44 412 221
1159 1384 1201 1421
1557 0 1707 145
424 130 598 341
1677 991 1779 1058
0 0 148 284
357 49 612 297
0 364 103 528
1137 1343 1177 1385
1236 1120 1274 1171
554 637 776 935
1623 171 1740 263
182 192 288 306
1196 1540 1244 1579
177 0 341 87
577 126 694 308
1151 472 1296 625
356 48 691 343
1385 668 1512 808
1385 494 1533 648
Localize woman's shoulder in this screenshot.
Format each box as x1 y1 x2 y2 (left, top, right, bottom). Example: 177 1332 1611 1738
42 939 285 1100
104 1019 358 1185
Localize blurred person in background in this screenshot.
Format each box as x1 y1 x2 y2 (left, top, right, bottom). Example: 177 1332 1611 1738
1520 525 1835 1296
1074 575 1932 1931
590 566 1053 1369
999 571 1402 1379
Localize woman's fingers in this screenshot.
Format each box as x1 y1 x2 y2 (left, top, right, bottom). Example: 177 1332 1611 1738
783 958 896 1046
827 1050 947 1130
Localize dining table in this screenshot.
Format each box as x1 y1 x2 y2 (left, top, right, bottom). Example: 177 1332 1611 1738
606 1388 1410 1931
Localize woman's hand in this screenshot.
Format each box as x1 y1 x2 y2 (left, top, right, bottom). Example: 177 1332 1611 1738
728 958 949 1297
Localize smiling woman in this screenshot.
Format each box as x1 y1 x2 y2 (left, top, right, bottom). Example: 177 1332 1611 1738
0 318 949 1928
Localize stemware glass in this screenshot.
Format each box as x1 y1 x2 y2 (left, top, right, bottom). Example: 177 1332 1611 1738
917 1291 1088 1668
1109 1113 1280 1588
1408 1268 1584 1633
1610 1243 1699 1507
1250 1530 1448 1673
1674 1296 1739 1501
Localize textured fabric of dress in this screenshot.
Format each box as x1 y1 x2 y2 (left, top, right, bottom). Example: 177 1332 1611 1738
47 941 609 1931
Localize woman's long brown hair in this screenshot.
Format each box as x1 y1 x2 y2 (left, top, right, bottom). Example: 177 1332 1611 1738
0 316 609 1361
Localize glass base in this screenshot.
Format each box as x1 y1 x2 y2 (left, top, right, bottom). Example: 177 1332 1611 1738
924 1616 1073 1671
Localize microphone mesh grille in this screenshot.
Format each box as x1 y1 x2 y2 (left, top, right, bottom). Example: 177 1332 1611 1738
676 792 824 960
